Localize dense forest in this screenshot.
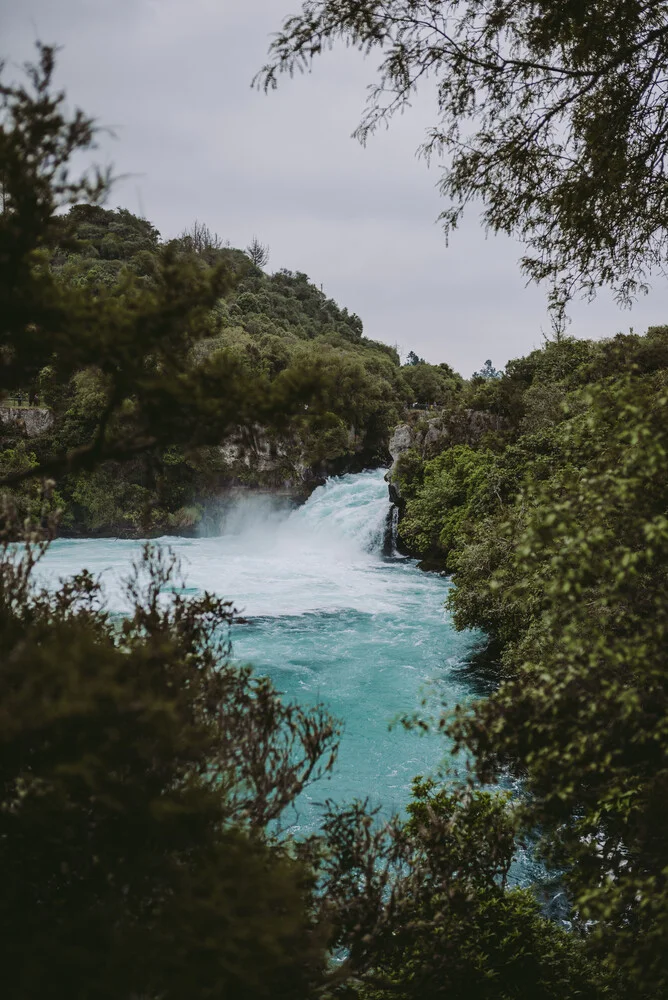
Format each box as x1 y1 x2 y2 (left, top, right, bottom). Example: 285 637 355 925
391 326 668 994
1 203 461 535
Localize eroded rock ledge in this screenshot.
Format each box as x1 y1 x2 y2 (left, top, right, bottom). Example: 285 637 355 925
0 406 54 438
387 408 505 506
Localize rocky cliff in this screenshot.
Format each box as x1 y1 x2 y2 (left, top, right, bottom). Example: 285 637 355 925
214 422 386 500
0 407 54 438
388 409 504 466
386 408 505 507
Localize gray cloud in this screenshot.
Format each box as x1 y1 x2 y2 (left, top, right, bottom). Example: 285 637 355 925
3 0 667 375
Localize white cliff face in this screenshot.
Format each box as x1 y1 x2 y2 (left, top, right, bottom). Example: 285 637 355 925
389 409 505 469
217 427 314 493
387 409 506 510
0 407 54 438
388 423 414 463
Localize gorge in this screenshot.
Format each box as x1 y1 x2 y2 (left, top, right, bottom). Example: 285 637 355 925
36 467 547 890
37 470 474 829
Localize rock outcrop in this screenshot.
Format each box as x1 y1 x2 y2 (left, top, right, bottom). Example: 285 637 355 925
0 406 54 438
389 409 504 468
214 422 380 500
387 408 505 510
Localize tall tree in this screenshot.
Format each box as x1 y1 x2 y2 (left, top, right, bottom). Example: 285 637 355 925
246 235 270 269
178 219 226 261
0 53 340 991
257 1 668 312
405 350 425 366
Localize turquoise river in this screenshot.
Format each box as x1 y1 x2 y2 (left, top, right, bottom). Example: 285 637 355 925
38 468 543 887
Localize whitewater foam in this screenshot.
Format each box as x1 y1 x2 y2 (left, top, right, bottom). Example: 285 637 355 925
36 470 476 823
32 469 547 885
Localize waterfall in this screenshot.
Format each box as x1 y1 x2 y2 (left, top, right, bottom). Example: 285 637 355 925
384 504 400 556
34 471 539 884
288 469 390 555
38 470 394 618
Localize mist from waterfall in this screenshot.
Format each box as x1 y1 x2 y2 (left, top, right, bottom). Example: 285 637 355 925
37 470 479 833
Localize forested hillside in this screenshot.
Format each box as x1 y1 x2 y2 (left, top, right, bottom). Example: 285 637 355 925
393 328 668 564
1 204 460 535
391 326 668 993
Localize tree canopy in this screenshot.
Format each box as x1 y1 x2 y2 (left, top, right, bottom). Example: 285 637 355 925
0 46 325 495
0 539 338 999
0 47 437 533
2 198 423 535
258 0 668 312
391 327 668 995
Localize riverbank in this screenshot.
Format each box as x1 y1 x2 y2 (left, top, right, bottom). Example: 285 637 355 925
34 470 486 833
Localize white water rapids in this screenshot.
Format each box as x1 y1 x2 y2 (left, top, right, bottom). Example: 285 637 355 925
37 470 483 833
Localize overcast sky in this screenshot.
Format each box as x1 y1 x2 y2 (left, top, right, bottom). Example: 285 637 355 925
4 0 668 375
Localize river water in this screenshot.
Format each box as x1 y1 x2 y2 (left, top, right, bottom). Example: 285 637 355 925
37 470 482 833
